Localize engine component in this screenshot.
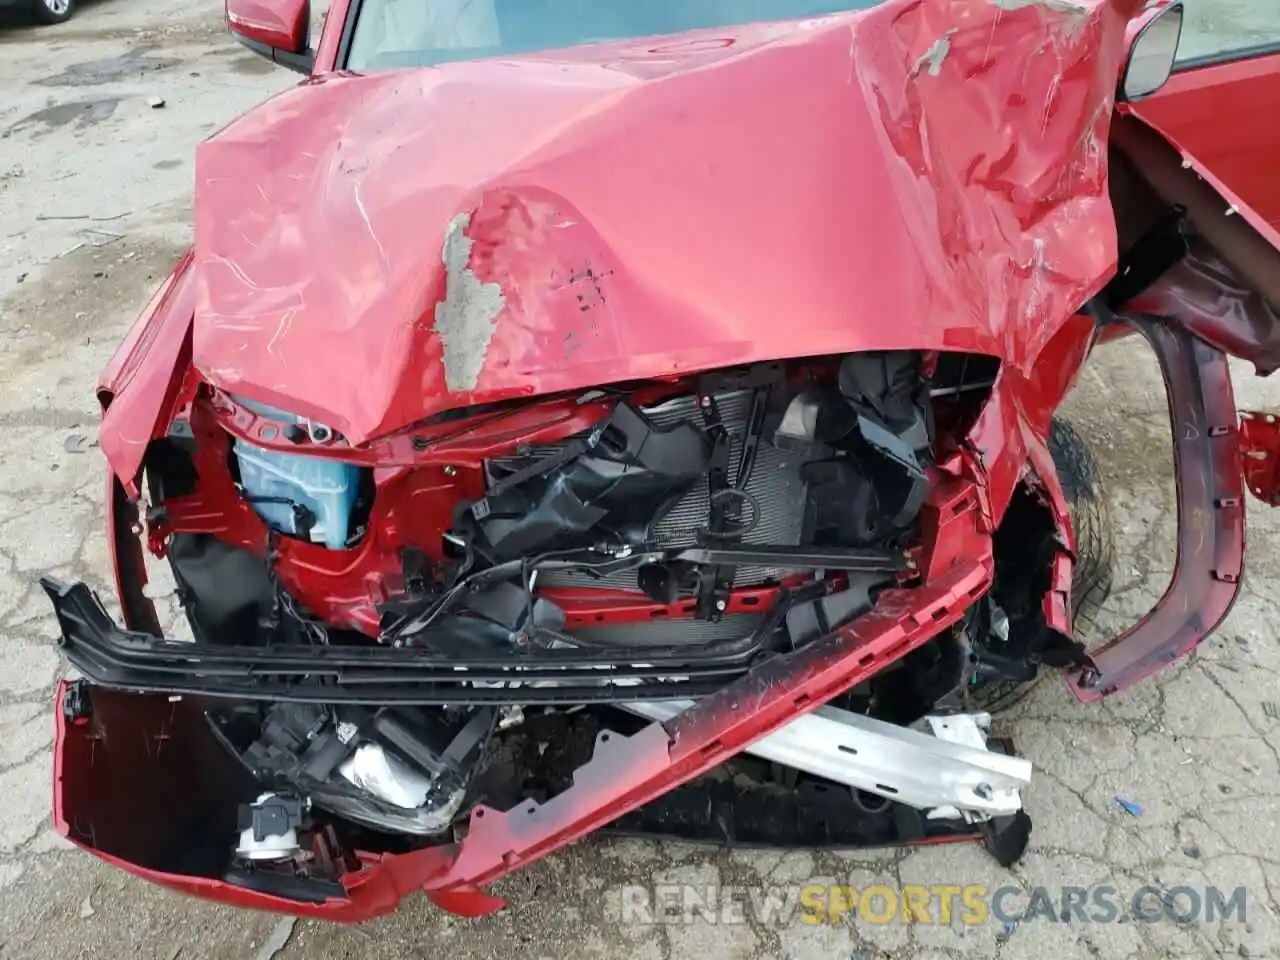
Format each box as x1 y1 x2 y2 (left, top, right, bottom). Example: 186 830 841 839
619 702 1029 821
636 559 701 605
380 558 571 653
461 582 565 636
784 574 883 646
570 612 761 646
215 703 488 836
165 534 275 645
838 352 930 445
869 630 971 725
462 401 710 564
852 414 930 528
338 744 439 809
234 440 362 549
235 792 303 862
491 390 811 591
772 385 857 453
837 351 932 529
800 459 882 545
229 396 363 549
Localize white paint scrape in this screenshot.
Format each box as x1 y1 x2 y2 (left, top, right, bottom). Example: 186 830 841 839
914 33 954 77
433 212 507 392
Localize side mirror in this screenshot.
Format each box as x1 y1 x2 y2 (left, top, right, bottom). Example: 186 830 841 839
1119 2 1183 101
225 0 314 74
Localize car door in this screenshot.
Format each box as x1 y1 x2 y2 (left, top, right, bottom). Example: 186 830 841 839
1134 18 1280 231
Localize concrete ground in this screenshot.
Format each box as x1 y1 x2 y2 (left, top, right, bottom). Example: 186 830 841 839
1 1 1279 957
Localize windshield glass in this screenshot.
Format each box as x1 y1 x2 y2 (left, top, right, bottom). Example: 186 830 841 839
345 1 879 70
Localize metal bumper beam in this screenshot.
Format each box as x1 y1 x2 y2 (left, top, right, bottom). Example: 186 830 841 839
621 701 1030 820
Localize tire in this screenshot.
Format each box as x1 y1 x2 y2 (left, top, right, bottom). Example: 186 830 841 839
976 416 1115 713
1049 417 1115 637
30 0 74 24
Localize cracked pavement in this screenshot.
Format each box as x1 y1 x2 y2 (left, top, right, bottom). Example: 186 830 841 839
2 1 1280 957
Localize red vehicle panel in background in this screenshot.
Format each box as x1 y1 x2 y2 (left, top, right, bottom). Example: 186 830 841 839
1136 47 1280 230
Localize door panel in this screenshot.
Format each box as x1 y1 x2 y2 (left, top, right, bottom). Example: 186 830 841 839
1135 49 1280 230
1131 50 1280 231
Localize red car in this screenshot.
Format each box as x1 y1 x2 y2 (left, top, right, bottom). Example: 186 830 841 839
41 0 1280 922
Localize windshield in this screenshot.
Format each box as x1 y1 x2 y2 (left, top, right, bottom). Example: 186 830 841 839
345 0 879 70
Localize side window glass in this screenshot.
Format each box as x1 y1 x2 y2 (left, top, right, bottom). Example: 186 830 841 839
1177 2 1280 64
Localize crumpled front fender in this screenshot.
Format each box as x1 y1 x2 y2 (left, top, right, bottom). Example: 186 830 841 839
97 249 197 496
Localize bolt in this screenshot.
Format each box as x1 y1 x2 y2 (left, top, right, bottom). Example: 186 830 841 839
700 396 711 408
308 421 334 443
974 783 993 800
443 464 457 477
715 599 727 612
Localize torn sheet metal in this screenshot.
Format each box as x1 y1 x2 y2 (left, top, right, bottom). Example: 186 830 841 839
191 0 1137 446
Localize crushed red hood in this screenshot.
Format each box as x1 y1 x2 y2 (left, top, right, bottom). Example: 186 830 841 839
193 0 1134 446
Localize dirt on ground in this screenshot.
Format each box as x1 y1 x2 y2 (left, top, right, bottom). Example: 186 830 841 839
2 2 1280 958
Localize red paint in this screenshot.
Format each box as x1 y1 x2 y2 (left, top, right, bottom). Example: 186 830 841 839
52 683 455 921
97 252 196 494
1138 51 1280 230
1121 51 1280 375
55 0 1280 925
145 386 796 633
310 0 351 69
546 585 784 629
425 484 989 905
1240 412 1280 505
190 0 1134 447
56 476 993 920
224 0 309 54
1124 242 1280 375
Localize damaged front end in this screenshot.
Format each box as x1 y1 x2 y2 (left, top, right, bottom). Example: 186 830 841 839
42 0 1274 923
52 346 1055 916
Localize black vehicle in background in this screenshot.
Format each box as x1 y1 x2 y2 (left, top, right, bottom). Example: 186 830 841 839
0 0 76 25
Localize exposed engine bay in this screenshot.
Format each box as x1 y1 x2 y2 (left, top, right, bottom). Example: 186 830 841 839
48 348 1086 901
166 352 938 654
41 0 1280 922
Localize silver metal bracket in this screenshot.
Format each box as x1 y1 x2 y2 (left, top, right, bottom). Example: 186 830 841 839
619 702 1029 821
